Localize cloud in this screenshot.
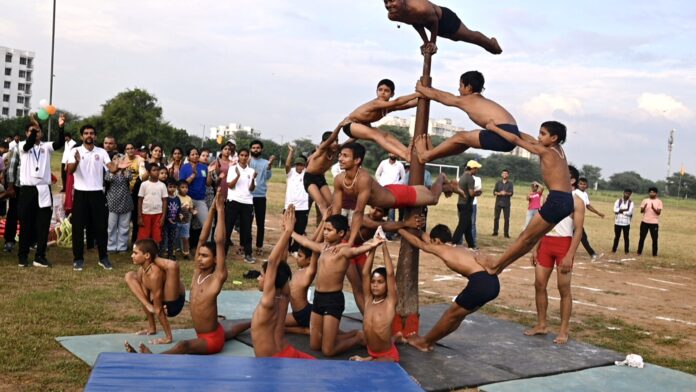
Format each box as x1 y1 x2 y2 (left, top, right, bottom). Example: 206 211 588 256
637 93 693 121
521 93 583 119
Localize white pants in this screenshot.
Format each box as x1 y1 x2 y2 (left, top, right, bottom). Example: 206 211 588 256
108 211 131 252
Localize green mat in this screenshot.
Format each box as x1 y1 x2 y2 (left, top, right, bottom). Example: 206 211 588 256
481 363 696 392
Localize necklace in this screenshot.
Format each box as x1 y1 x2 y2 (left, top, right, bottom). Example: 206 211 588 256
144 262 153 273
31 145 41 172
197 272 214 285
342 171 358 189
372 297 386 305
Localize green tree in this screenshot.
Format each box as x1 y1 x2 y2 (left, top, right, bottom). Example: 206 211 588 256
580 164 603 188
480 153 542 182
666 171 695 198
607 171 656 193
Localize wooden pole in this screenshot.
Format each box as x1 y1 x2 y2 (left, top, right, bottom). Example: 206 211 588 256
395 52 432 334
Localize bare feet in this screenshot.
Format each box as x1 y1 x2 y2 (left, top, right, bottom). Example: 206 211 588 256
124 341 137 353
554 333 569 344
488 38 502 55
138 342 153 354
136 329 156 336
350 355 372 361
407 334 433 352
524 325 549 336
149 337 172 345
474 252 500 275
393 331 408 345
414 135 429 165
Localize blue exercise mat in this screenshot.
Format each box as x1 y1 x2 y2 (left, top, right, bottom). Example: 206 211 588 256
85 352 424 392
481 363 696 392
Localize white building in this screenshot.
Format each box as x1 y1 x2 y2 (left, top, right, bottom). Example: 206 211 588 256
209 123 260 141
374 115 466 138
504 146 534 160
1 46 34 119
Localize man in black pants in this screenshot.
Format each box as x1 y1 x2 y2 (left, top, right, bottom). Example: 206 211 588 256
492 169 514 238
67 124 117 271
4 141 23 253
249 140 275 256
452 160 480 247
573 177 605 260
17 115 65 267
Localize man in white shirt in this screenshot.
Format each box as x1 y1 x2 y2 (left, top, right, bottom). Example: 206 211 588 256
375 154 405 238
67 124 118 271
60 133 76 192
612 189 634 254
573 177 605 260
225 148 257 263
472 174 482 248
17 115 66 268
285 147 309 253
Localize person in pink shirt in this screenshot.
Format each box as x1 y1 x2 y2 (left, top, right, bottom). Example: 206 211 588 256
637 187 663 256
525 182 544 228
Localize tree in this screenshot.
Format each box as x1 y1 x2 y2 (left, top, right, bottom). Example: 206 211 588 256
607 171 656 194
580 164 603 188
480 153 542 182
666 171 695 198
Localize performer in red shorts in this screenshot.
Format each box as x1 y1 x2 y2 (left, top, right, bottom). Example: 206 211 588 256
524 165 585 345
332 142 452 246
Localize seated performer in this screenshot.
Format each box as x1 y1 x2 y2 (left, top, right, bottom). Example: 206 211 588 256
126 191 230 354
290 214 383 356
125 239 186 345
399 225 499 352
383 0 502 55
478 121 573 275
350 241 400 362
285 219 323 335
252 205 315 359
342 79 420 160
332 142 449 246
413 71 524 164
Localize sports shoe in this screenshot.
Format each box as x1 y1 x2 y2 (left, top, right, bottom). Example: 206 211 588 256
18 259 29 268
591 253 604 262
73 259 84 271
4 242 15 252
98 258 113 270
32 257 51 268
244 254 256 264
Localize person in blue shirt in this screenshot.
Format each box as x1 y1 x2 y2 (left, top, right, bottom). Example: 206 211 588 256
249 140 276 256
179 147 209 241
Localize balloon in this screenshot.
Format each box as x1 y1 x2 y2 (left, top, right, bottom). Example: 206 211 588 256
37 108 49 120
39 99 48 109
46 105 57 115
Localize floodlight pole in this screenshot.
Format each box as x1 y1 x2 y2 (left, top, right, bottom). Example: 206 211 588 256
395 51 431 335
47 0 57 141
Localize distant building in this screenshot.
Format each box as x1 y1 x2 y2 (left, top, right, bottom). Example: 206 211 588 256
374 115 465 138
504 146 534 160
209 123 260 141
1 46 34 119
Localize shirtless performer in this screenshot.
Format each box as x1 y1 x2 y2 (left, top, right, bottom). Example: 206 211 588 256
350 242 400 362
399 225 500 352
479 121 573 275
332 142 449 246
125 239 186 345
290 214 383 356
126 191 231 354
413 71 526 164
383 0 502 55
302 126 342 217
284 245 317 335
252 205 315 359
342 79 420 160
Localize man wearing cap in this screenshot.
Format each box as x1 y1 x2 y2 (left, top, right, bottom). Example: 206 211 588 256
284 146 309 252
452 160 481 247
249 140 275 256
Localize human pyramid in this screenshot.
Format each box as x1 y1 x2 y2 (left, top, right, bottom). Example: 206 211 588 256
125 0 585 362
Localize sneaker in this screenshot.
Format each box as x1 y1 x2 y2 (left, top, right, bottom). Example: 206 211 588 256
98 258 113 270
591 253 604 262
244 254 256 264
73 259 84 271
4 242 15 253
18 259 29 268
33 257 52 268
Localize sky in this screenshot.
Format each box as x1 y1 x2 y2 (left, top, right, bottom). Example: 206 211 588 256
2 0 695 181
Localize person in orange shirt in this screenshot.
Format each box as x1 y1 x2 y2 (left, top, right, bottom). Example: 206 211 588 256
637 187 663 256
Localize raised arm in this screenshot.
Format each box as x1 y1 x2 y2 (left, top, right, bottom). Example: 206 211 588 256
343 237 384 259
290 232 324 253
284 146 294 174
213 191 228 281
316 122 343 153
331 175 345 216
261 206 296 308
383 242 397 304
361 247 378 302
197 192 218 250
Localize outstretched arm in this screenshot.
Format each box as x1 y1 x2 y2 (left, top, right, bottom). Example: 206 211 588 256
415 81 463 108
290 232 324 253
284 146 294 174
485 122 547 156
315 122 343 154
331 175 345 215
213 192 228 282
343 237 384 259
383 243 397 304
361 247 378 302
363 214 424 233
372 93 422 112
197 192 218 251
261 207 296 308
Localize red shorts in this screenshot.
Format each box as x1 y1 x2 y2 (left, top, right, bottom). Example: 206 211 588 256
138 213 163 243
368 343 400 362
196 323 225 354
537 236 573 270
272 344 316 360
351 250 367 269
384 184 417 209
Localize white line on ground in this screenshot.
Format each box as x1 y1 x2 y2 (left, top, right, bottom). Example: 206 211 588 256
421 290 438 295
573 285 604 292
650 266 675 271
655 316 696 326
604 270 619 274
548 296 618 311
626 282 668 292
433 275 464 282
648 278 687 287
519 266 535 270
620 258 637 262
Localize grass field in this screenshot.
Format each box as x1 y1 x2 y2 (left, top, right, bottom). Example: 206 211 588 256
1 160 694 390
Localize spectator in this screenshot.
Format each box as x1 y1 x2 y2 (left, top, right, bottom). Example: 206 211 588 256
103 135 119 160
452 160 480 247
574 177 605 260
471 172 482 247
17 115 65 267
524 181 545 228
612 189 634 254
225 148 257 263
249 140 275 256
176 180 195 259
284 147 309 253
179 146 209 244
167 147 184 181
60 132 76 192
637 187 662 257
138 163 168 244
161 179 181 259
105 156 134 253
493 169 514 238
67 124 116 271
124 143 144 244
210 143 233 201
4 137 22 253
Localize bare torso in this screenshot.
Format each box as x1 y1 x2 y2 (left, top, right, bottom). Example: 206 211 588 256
316 245 351 292
337 169 396 209
460 94 516 129
435 245 486 277
363 300 395 353
539 146 571 192
346 99 389 125
189 271 221 333
307 146 338 175
289 268 312 311
388 0 439 26
251 294 289 357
